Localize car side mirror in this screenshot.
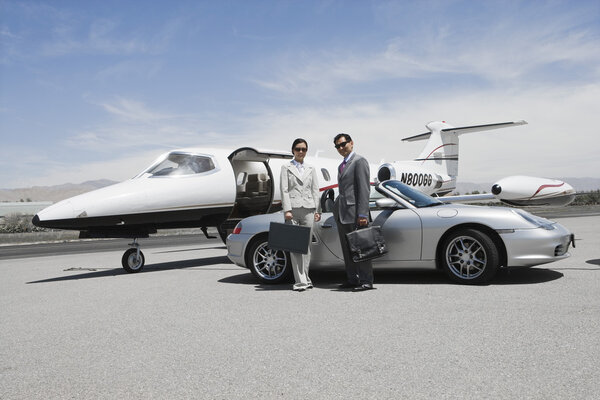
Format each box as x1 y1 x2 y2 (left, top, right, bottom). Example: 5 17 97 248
375 198 399 209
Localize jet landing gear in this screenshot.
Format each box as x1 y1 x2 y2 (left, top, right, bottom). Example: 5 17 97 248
122 239 145 273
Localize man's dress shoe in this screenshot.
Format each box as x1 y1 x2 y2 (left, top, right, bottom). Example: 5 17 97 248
353 284 374 291
339 282 359 289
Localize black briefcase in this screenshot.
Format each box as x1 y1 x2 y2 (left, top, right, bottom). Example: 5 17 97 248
268 222 311 254
346 225 388 262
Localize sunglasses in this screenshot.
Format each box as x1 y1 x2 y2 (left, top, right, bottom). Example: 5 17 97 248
294 147 307 152
334 141 349 149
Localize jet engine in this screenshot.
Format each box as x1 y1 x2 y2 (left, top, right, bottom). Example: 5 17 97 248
377 163 444 193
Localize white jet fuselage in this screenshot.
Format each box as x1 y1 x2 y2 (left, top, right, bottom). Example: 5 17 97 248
33 120 575 240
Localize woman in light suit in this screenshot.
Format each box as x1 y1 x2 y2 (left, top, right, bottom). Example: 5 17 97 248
280 138 322 291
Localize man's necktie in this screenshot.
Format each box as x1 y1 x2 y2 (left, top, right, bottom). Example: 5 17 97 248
339 160 347 173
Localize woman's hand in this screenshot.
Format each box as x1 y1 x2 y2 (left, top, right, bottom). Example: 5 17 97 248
284 211 293 220
314 212 321 222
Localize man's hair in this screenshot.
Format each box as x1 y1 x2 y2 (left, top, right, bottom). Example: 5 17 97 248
333 133 352 144
291 138 308 151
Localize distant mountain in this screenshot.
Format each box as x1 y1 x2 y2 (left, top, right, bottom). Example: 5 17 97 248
555 177 600 192
0 179 118 202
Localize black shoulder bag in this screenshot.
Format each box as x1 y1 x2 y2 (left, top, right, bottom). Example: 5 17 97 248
345 225 388 262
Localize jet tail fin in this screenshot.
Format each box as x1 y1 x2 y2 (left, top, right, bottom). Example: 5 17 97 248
402 120 528 186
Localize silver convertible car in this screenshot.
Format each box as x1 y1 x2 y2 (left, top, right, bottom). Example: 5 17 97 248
226 180 575 285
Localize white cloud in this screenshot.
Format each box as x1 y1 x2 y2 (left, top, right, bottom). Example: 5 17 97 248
99 98 173 122
252 5 600 98
60 97 246 156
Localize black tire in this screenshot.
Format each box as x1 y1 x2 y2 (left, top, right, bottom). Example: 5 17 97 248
245 235 292 284
439 228 500 284
122 248 145 273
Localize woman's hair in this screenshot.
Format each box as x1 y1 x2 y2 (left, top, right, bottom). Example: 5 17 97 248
291 138 308 151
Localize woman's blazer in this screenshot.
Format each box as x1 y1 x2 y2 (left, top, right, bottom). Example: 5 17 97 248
280 163 322 213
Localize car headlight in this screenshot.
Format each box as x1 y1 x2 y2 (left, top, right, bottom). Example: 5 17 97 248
511 209 555 230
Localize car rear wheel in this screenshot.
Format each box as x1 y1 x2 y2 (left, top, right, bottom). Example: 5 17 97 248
440 228 499 284
246 235 292 284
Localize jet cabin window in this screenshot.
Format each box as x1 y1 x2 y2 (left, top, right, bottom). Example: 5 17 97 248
146 153 215 177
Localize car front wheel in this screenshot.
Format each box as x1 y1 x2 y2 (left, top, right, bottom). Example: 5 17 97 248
440 228 500 284
246 235 292 284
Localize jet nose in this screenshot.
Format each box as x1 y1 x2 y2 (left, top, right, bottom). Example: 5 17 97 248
31 214 50 228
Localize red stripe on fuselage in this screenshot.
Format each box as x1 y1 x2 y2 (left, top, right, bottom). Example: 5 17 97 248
319 184 338 192
529 183 564 199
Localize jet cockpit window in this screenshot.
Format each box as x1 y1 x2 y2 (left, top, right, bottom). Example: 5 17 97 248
146 153 216 177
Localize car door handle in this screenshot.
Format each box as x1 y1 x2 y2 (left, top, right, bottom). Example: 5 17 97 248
320 223 333 228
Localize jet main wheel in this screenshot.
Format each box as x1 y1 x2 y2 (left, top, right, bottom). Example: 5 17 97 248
122 248 145 273
246 235 292 284
440 228 500 284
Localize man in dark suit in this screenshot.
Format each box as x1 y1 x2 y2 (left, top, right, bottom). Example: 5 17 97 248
333 133 374 291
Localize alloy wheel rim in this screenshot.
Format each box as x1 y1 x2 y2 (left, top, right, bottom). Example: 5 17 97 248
253 242 287 280
446 236 487 279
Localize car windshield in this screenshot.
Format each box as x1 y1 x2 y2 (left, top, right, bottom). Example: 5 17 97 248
145 153 215 177
380 180 443 208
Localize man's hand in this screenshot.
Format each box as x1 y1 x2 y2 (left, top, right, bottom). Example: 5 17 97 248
357 216 368 227
284 211 293 220
314 212 321 222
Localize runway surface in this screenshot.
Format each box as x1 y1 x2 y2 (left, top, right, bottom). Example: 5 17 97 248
0 234 208 260
1 216 599 399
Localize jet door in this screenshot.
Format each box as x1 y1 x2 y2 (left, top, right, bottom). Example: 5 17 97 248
228 147 292 219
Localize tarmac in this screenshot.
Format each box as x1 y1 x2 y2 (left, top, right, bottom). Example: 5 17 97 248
1 215 599 399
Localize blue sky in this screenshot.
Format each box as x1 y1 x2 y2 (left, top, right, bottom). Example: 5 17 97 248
1 0 599 188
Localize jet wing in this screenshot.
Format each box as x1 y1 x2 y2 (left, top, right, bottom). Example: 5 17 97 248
437 193 496 203
440 120 527 135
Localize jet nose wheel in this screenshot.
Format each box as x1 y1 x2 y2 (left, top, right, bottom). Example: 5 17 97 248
122 248 145 273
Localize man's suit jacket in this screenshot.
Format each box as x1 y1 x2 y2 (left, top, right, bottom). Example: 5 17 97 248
280 162 321 213
334 153 371 225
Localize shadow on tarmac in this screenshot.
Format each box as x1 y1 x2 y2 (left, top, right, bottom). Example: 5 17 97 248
218 266 564 290
585 259 600 267
153 246 227 254
27 251 564 286
550 259 600 270
26 255 234 284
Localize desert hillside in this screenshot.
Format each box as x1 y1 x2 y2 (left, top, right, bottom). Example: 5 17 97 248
0 180 118 202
